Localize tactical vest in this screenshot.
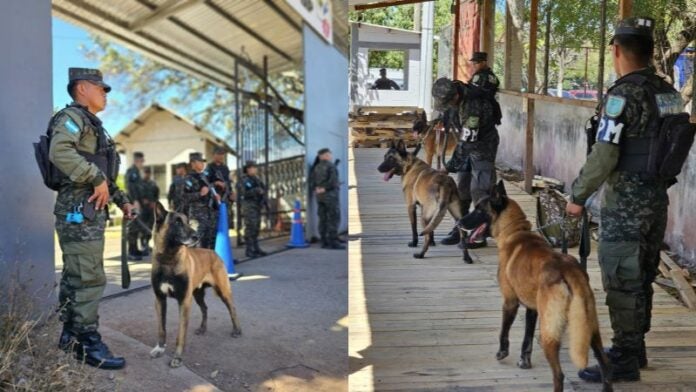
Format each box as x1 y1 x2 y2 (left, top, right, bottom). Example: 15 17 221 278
613 73 695 181
34 104 120 191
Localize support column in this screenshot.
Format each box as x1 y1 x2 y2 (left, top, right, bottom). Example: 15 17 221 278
524 0 539 193
235 59 243 247
263 55 270 185
480 0 495 60
420 0 434 114
597 0 608 102
504 2 522 90
0 1 55 309
453 0 461 80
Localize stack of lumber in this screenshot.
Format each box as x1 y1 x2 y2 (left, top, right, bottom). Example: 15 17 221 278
655 251 696 310
349 106 423 148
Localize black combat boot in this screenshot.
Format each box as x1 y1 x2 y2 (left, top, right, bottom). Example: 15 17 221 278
58 326 77 352
328 239 346 250
75 331 126 370
320 236 329 249
128 240 142 260
254 240 267 256
245 243 257 258
579 346 640 383
604 341 647 368
440 225 460 245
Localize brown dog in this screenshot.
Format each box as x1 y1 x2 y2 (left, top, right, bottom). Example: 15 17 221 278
149 202 242 368
459 181 612 392
412 111 458 168
377 139 462 258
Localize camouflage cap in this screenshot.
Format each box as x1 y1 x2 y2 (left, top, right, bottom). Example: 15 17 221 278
318 148 331 155
610 17 655 44
175 162 188 169
68 68 111 93
243 160 258 171
213 146 227 155
133 151 144 159
189 152 206 162
470 52 488 62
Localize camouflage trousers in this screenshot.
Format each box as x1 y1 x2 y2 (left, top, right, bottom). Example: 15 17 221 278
456 158 497 213
189 204 217 250
56 211 108 335
598 174 668 352
242 202 262 244
318 193 340 243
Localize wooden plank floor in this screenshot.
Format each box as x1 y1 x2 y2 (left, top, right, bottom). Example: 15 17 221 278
348 148 696 392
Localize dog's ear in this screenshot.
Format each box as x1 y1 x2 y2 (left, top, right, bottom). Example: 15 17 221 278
396 139 406 153
154 201 168 224
412 143 422 157
496 180 507 197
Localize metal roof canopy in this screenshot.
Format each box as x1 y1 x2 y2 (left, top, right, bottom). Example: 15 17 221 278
52 0 310 109
349 0 434 11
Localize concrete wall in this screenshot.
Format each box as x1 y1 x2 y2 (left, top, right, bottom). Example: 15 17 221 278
0 1 55 307
498 92 696 267
303 24 349 238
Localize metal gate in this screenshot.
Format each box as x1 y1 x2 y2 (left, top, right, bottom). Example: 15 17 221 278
233 58 306 245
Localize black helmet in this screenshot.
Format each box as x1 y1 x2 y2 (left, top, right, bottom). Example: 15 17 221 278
432 77 457 111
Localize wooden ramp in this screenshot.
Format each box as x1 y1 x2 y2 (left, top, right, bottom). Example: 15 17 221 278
348 148 696 392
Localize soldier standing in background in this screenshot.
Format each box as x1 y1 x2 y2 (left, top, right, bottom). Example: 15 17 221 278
125 151 145 260
207 146 237 227
139 166 159 255
51 67 135 369
433 51 502 248
311 148 345 250
168 162 188 214
239 160 268 258
184 152 220 249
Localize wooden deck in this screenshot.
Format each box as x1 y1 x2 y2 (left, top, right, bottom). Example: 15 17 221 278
348 148 696 392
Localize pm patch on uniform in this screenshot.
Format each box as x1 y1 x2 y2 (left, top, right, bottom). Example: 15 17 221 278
604 95 626 118
596 116 624 145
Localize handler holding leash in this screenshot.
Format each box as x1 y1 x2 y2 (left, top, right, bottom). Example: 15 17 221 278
433 52 502 247
50 68 136 369
567 17 694 383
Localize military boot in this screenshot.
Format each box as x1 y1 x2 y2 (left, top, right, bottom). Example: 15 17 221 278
604 341 647 369
254 240 267 256
440 225 460 245
58 326 77 352
328 239 346 250
320 235 329 249
75 331 126 370
579 346 640 383
245 243 257 258
128 240 143 260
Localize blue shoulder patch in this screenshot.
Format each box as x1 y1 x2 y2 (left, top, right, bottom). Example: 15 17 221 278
655 93 683 117
186 180 193 187
64 117 80 134
604 95 626 118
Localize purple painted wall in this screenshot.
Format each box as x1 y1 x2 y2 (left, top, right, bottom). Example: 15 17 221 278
497 92 696 268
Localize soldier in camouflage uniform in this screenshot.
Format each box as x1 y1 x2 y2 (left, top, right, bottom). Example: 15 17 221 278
566 17 681 383
311 148 345 249
183 152 220 249
239 160 268 257
167 162 188 214
139 167 159 254
125 151 145 260
433 52 502 247
51 68 135 369
207 146 236 228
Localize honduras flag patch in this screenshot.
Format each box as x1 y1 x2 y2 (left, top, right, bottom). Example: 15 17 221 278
64 117 80 134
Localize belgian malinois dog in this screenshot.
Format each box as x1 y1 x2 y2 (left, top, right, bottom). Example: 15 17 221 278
412 111 458 168
459 181 612 392
149 202 242 368
377 139 462 259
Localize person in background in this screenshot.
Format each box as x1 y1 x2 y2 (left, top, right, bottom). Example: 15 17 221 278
311 148 344 250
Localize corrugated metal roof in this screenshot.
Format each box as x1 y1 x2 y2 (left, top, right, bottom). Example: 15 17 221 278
52 0 348 87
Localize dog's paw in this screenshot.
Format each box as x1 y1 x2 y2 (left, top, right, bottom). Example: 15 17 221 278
517 356 532 369
169 357 183 368
413 253 424 259
150 344 166 358
407 241 418 248
231 328 242 338
496 350 509 360
195 327 207 335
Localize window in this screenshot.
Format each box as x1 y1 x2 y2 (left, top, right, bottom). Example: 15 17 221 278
367 49 408 90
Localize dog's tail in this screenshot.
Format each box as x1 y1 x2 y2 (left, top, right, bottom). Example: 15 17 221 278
565 267 599 369
420 184 451 235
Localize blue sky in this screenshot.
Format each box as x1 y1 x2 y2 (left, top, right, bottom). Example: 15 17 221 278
53 17 134 133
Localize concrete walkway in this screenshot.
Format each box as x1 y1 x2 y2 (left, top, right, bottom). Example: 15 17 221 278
81 246 347 392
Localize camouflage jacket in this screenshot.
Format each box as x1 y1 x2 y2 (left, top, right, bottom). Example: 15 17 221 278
125 165 144 202
168 175 187 212
206 162 232 196
459 67 501 131
239 175 266 205
571 68 674 206
49 102 129 216
183 171 213 208
311 160 339 197
141 179 159 204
